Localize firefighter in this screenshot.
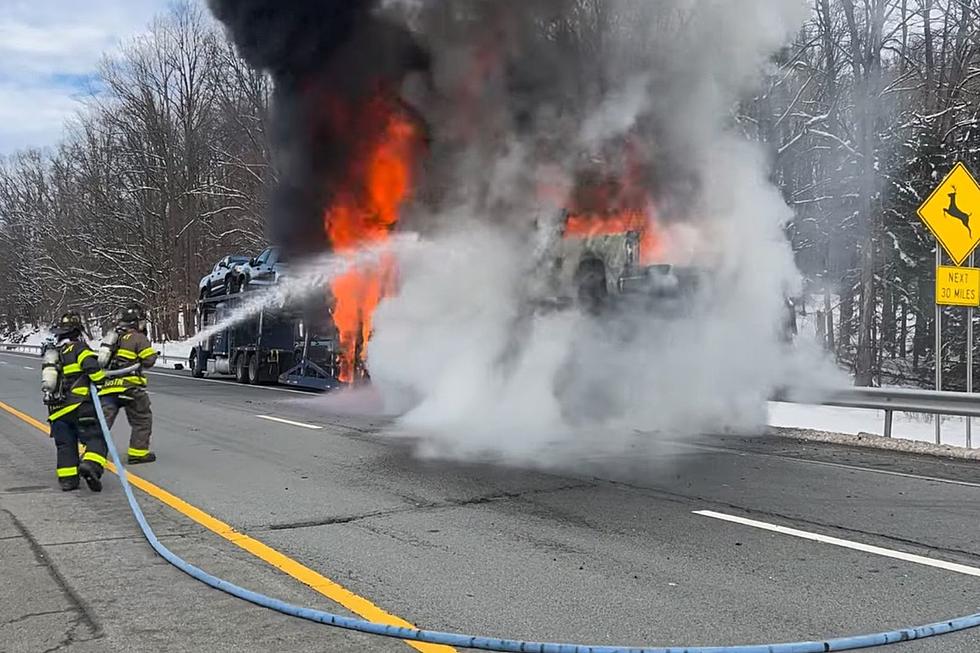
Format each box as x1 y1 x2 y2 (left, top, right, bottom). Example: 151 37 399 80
41 312 109 492
98 305 159 464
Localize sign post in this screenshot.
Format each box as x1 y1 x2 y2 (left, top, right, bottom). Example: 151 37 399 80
917 162 980 447
969 253 974 448
936 248 943 445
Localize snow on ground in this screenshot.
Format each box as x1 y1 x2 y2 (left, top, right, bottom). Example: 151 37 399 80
1 325 52 345
0 327 191 369
768 401 972 449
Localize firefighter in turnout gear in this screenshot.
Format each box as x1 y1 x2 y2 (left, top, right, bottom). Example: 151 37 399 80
42 312 109 492
98 305 159 464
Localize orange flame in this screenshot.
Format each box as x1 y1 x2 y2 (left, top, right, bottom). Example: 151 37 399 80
324 92 422 383
561 154 664 265
564 209 663 264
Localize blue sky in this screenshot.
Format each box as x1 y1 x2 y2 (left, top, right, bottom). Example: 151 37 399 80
0 0 174 155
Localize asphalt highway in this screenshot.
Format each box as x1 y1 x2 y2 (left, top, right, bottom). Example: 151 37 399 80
1 349 978 652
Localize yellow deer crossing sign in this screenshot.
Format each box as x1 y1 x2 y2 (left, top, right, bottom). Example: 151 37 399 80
917 162 980 266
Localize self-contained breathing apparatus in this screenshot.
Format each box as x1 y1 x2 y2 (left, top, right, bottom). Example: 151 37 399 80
40 338 63 406
42 311 89 406
97 326 122 369
98 305 146 373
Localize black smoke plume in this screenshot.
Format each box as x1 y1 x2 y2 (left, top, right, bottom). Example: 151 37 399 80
206 0 430 255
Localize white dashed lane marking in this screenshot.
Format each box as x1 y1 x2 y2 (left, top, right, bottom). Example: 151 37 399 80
256 415 323 430
695 509 980 577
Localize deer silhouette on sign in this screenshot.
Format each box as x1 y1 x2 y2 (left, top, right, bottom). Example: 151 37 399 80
945 186 972 237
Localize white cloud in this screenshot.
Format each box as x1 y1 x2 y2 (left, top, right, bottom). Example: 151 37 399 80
0 0 174 154
0 81 85 153
0 23 110 74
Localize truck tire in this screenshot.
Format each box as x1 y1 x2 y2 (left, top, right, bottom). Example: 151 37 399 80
235 354 251 384
190 349 205 378
575 260 607 314
248 354 263 385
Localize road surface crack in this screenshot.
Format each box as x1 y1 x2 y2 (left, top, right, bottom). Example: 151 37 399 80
1 508 103 642
40 611 96 653
42 531 195 548
265 482 594 531
3 608 76 626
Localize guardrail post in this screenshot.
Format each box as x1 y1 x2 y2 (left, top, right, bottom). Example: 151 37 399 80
884 410 893 438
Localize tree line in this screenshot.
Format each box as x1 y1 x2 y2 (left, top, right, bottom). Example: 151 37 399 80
747 0 979 389
0 3 272 340
1 0 979 389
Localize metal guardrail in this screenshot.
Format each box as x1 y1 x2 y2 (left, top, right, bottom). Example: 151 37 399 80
780 386 979 446
0 342 187 368
0 342 42 355
1 341 977 448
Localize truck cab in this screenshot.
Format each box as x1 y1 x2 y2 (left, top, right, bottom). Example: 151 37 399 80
544 210 688 313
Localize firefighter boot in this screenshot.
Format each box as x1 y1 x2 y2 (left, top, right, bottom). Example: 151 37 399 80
78 460 103 493
128 451 157 465
59 476 80 492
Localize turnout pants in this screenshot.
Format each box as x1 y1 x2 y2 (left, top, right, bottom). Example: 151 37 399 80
102 389 153 457
52 404 108 481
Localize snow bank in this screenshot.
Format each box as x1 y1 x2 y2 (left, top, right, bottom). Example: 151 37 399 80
772 426 980 460
0 325 52 345
768 401 974 449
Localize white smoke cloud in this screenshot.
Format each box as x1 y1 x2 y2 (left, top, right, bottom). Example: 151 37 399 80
579 74 651 148
362 0 842 467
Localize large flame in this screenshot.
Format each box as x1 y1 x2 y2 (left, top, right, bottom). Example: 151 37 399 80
561 155 664 264
324 92 422 383
564 209 663 264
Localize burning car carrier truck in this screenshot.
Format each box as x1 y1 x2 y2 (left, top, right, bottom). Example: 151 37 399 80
189 291 342 390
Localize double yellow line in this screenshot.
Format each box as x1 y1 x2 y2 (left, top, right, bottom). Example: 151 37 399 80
0 399 454 653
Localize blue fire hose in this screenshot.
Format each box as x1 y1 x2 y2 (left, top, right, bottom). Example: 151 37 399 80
90 385 980 652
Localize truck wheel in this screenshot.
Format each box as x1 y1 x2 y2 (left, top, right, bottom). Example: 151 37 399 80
235 354 251 384
575 260 607 314
190 350 205 378
248 354 263 385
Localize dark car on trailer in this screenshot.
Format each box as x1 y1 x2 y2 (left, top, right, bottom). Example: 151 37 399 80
199 255 250 299
228 246 287 293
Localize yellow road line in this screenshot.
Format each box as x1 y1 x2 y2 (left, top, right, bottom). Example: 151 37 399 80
0 399 454 653
0 400 50 432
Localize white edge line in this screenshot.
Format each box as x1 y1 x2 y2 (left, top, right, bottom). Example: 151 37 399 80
0 351 38 360
147 369 313 395
256 415 323 430
785 456 980 489
694 509 980 577
671 440 980 490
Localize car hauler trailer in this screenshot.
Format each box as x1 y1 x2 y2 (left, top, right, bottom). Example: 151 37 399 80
188 291 342 391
